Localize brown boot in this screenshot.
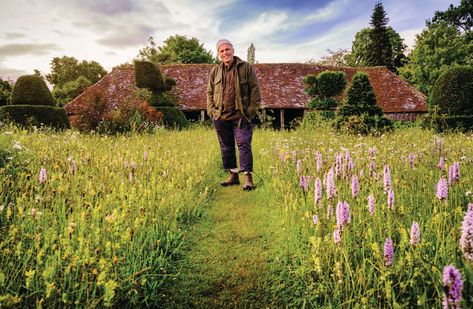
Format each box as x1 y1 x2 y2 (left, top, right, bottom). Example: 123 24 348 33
220 171 240 186
243 173 256 191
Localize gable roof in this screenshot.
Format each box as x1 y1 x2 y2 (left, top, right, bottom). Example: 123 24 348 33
65 63 427 116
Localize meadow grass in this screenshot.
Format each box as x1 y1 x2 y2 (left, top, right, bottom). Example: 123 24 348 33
256 124 473 307
0 125 220 307
1 123 472 307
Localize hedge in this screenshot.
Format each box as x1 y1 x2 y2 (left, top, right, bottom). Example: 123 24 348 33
10 75 54 106
155 106 188 129
0 105 70 129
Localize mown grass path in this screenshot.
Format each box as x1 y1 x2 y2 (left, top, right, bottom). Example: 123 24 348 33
161 174 280 308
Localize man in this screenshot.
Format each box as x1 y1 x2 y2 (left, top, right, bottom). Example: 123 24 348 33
207 39 261 191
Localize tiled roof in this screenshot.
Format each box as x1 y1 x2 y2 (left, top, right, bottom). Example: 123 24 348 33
65 63 427 116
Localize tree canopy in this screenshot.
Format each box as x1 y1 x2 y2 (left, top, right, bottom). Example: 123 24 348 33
137 35 216 65
0 77 13 106
46 56 107 88
430 0 472 33
365 2 394 70
399 0 473 95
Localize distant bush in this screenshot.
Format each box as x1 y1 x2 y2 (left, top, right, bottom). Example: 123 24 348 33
0 105 69 129
11 75 54 106
134 60 164 92
307 97 338 110
74 87 163 133
430 66 473 116
155 106 188 129
315 71 346 97
134 60 187 129
421 113 473 132
336 72 392 134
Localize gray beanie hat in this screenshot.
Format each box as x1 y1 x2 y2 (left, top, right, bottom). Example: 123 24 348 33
216 39 233 51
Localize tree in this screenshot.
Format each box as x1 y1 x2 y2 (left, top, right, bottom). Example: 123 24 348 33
46 56 107 88
247 43 255 64
399 22 472 95
0 77 13 106
137 35 216 65
430 0 472 33
52 76 92 106
366 2 394 70
347 27 406 69
317 49 350 67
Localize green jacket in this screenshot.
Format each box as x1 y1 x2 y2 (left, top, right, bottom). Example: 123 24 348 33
206 56 261 121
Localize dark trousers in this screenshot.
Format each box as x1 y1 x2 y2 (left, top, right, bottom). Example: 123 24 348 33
213 118 253 172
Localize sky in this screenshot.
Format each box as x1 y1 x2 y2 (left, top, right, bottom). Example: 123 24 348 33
0 0 461 81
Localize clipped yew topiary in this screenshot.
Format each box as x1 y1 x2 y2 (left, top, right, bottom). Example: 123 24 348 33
134 60 164 92
431 66 473 116
336 72 392 134
0 105 69 129
134 60 188 128
2 74 69 129
11 75 54 106
304 71 346 124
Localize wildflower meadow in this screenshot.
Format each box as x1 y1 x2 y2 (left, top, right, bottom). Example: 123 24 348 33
1 123 473 307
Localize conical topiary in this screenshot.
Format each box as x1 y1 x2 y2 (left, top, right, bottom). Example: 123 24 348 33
336 72 391 134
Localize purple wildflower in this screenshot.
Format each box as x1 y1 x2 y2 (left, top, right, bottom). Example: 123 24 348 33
70 159 76 175
410 221 421 246
336 201 351 229
39 167 47 184
316 151 322 172
368 194 375 215
453 162 460 183
442 265 463 309
383 165 391 192
438 157 445 171
326 167 337 199
314 177 322 205
460 203 473 262
333 228 341 245
436 177 448 201
312 214 319 225
335 154 343 178
351 175 359 198
387 189 395 209
384 238 394 266
408 152 415 169
369 147 375 157
300 175 309 191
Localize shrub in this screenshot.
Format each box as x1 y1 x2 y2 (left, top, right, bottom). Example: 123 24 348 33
421 114 473 132
0 105 70 129
430 66 473 116
308 97 338 110
148 93 175 107
10 75 54 106
155 106 188 129
315 71 346 97
336 72 392 134
134 60 164 92
134 60 184 128
74 87 164 133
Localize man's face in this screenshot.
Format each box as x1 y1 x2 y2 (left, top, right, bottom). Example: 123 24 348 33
218 44 234 65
